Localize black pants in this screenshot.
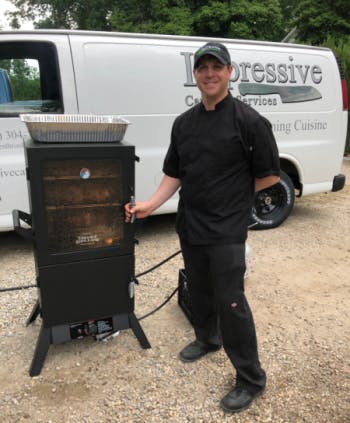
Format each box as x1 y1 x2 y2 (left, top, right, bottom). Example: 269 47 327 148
181 240 266 394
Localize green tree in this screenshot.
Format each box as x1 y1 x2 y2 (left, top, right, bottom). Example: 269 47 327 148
278 0 299 40
294 0 350 46
279 0 298 26
0 59 40 100
109 0 192 35
110 0 284 40
192 0 283 40
292 1 350 153
9 0 115 30
9 0 285 41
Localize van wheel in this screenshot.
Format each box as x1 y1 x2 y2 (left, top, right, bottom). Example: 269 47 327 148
250 171 295 230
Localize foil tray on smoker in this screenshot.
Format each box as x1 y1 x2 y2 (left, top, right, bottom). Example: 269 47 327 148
20 114 130 143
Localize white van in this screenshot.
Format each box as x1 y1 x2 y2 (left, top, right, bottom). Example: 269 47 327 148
0 30 348 231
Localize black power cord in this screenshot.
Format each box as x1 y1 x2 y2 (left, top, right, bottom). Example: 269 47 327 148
135 249 182 321
0 284 36 293
135 250 181 278
137 285 179 321
100 249 183 341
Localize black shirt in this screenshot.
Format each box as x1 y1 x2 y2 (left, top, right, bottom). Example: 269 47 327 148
163 93 280 245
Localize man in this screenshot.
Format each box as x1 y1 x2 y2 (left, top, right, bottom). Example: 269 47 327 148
125 42 280 413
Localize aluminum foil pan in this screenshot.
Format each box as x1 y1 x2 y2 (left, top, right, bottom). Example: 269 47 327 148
20 114 130 143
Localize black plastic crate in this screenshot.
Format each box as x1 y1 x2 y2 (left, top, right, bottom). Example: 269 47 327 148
178 269 194 325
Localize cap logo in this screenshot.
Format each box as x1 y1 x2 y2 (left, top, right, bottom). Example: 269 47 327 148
197 45 223 57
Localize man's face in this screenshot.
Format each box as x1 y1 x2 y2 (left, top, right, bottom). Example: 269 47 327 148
193 56 233 103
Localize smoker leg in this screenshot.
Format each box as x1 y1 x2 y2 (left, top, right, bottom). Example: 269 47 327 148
129 313 151 349
26 299 41 326
29 324 51 377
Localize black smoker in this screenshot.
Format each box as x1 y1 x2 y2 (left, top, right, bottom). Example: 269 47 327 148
13 139 150 377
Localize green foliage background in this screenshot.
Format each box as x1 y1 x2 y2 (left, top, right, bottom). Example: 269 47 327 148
4 0 350 151
0 59 40 100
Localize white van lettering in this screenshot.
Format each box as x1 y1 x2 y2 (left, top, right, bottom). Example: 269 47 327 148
294 119 327 131
266 63 277 83
185 95 194 106
311 65 322 83
296 64 310 83
181 52 196 87
277 64 288 83
287 56 297 83
185 95 200 106
0 168 25 177
0 130 27 142
272 121 292 134
5 130 26 140
231 61 240 82
0 143 22 150
182 53 323 86
251 63 265 83
239 62 251 82
236 95 278 106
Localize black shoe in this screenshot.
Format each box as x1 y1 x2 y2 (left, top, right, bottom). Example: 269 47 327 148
179 340 221 363
220 387 265 413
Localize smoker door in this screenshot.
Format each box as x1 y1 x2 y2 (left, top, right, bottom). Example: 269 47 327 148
43 158 124 253
25 141 135 266
38 255 134 326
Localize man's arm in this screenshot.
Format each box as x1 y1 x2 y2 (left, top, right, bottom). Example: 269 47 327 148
255 175 280 192
124 175 180 222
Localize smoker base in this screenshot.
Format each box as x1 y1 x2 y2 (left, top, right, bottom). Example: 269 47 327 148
27 301 151 377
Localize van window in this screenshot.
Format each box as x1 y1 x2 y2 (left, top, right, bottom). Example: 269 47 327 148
0 42 63 116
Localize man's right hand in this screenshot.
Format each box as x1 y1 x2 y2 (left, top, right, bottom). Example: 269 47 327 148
124 174 180 223
124 201 153 222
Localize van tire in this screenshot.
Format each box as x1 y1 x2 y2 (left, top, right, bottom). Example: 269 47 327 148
250 171 295 230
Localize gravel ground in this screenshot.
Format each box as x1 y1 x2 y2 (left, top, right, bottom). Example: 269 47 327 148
0 159 349 423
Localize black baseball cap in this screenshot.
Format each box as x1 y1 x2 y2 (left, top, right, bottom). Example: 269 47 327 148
193 42 231 69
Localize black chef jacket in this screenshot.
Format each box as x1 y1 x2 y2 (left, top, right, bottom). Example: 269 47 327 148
163 93 280 245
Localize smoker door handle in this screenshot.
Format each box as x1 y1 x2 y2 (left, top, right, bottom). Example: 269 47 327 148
12 210 33 242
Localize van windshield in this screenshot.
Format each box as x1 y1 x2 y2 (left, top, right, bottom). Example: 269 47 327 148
0 42 62 116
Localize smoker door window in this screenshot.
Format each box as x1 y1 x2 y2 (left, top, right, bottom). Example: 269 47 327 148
43 158 124 253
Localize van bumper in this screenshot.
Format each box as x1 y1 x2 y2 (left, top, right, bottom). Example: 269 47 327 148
332 174 346 192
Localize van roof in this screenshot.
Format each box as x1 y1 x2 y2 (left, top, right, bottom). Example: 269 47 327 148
0 29 330 52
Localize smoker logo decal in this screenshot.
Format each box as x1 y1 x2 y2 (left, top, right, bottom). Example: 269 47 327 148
80 168 91 179
76 233 99 245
